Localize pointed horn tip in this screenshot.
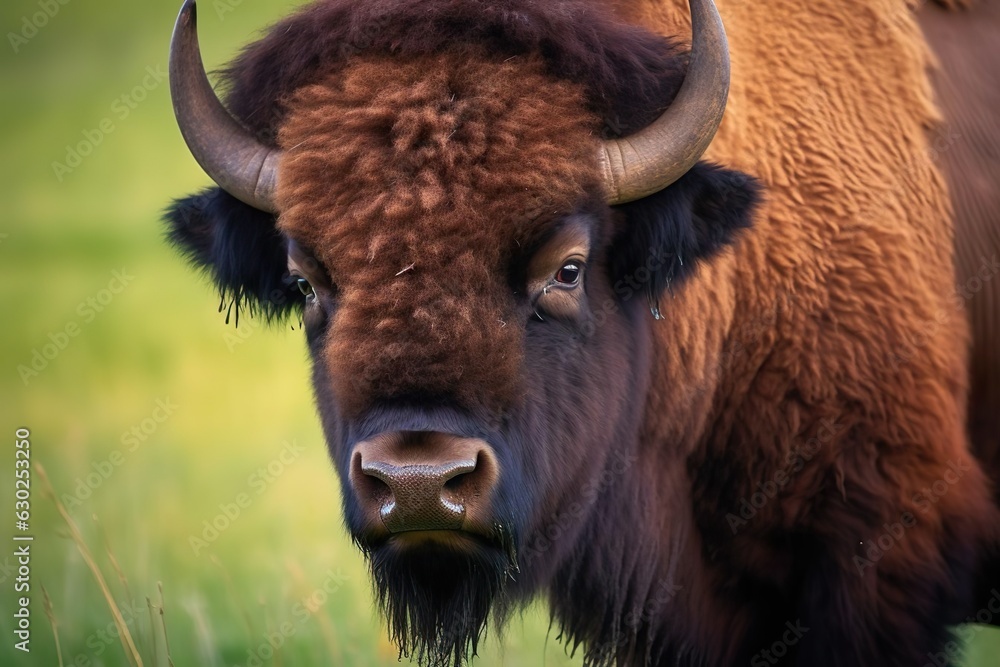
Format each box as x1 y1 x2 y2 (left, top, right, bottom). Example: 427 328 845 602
172 1 197 45
178 0 196 24
598 0 729 204
169 0 280 213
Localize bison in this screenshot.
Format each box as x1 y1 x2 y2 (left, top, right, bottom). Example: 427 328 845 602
164 0 1000 665
919 0 1000 491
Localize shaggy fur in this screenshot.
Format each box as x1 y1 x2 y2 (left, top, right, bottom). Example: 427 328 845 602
611 163 758 308
271 46 755 666
165 188 304 322
164 0 1000 665
615 0 1000 663
365 535 518 667
276 52 601 415
168 3 757 665
222 0 686 143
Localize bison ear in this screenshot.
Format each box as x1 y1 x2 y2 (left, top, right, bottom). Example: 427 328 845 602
609 162 760 309
164 188 303 322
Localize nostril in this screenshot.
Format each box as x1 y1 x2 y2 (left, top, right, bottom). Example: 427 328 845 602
350 435 499 533
443 471 469 492
350 451 395 508
443 468 479 502
441 452 488 500
365 473 392 500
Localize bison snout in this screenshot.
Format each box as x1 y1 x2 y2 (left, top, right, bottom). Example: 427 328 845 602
349 432 499 534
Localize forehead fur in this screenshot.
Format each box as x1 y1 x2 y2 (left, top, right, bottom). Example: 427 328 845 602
276 52 600 412
222 0 685 144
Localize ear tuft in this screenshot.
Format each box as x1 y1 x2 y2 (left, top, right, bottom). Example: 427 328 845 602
164 188 303 324
610 162 760 309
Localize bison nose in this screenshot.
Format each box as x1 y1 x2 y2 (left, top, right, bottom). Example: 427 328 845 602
349 432 499 534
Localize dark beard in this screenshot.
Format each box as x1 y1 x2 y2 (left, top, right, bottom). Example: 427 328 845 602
363 531 518 667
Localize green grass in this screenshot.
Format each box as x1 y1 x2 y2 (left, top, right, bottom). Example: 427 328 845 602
0 1 998 666
0 1 575 664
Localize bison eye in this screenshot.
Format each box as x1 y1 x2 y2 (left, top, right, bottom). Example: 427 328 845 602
554 262 582 286
295 277 315 299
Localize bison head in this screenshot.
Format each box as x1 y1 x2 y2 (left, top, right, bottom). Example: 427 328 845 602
165 0 758 664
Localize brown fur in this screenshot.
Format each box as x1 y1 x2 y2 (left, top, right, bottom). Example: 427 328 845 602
277 52 601 414
223 0 686 143
920 0 1000 495
615 0 999 658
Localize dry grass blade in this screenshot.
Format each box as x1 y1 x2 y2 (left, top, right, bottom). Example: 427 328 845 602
158 582 176 667
41 585 65 667
94 513 134 604
92 513 152 660
35 463 144 667
147 597 159 666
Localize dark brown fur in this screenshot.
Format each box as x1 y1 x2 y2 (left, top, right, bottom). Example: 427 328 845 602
223 0 685 143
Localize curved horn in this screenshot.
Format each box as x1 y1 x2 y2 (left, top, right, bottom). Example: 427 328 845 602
170 0 280 213
599 0 730 204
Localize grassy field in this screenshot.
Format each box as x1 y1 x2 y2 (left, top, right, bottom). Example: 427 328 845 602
0 1 997 666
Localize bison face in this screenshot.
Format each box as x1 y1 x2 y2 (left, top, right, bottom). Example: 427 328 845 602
165 0 757 663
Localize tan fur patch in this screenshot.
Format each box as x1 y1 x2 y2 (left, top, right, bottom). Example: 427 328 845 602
612 0 995 658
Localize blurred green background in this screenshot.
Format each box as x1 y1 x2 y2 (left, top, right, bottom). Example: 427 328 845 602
0 1 996 666
0 1 574 665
